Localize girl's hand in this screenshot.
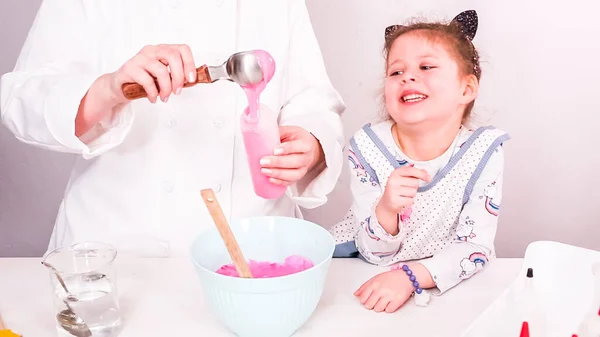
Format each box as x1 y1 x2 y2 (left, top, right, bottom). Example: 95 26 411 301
354 269 415 313
259 126 323 186
379 166 430 214
375 166 430 234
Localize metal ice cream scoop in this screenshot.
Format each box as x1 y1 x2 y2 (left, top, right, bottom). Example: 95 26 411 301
122 50 264 100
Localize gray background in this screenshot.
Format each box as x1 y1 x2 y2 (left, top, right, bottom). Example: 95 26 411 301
2 0 599 257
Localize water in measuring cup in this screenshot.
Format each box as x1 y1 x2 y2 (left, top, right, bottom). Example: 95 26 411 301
55 273 122 337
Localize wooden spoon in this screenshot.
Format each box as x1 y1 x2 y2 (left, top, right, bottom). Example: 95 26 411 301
200 189 253 278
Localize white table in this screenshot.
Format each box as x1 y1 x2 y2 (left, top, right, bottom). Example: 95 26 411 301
0 257 523 336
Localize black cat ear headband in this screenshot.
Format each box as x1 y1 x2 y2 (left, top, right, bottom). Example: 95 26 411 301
384 10 480 76
385 9 478 41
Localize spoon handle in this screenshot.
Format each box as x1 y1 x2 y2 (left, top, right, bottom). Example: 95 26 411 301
200 189 253 278
121 65 211 100
42 262 72 294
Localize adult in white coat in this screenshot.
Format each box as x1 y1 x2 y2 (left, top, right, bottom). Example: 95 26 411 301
0 0 346 257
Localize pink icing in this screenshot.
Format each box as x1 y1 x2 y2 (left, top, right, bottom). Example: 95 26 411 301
216 255 314 278
241 125 287 199
239 49 286 199
400 207 412 222
241 50 276 120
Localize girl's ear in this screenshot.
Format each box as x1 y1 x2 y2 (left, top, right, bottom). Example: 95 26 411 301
461 74 479 104
450 10 478 41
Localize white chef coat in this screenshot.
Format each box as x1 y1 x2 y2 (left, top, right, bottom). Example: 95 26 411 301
0 0 346 257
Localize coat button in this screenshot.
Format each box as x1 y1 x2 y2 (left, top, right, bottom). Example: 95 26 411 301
165 118 177 128
163 182 174 193
213 120 224 128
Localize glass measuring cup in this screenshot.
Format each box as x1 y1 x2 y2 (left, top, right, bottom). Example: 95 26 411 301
42 242 122 337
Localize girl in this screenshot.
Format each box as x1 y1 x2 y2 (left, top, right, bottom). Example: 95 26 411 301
330 10 510 313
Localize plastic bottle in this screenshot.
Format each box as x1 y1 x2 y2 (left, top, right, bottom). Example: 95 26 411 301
515 268 547 337
576 261 600 337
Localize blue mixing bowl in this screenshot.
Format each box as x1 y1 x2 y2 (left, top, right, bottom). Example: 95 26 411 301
190 216 335 337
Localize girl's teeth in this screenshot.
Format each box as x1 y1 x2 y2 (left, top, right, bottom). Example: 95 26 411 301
402 94 427 102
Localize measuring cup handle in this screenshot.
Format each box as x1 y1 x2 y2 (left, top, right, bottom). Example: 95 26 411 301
121 65 211 100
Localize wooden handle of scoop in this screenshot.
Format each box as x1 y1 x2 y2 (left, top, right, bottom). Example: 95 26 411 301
0 312 5 329
200 189 253 278
121 65 212 100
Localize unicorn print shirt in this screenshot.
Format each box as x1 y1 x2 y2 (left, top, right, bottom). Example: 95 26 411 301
330 120 509 295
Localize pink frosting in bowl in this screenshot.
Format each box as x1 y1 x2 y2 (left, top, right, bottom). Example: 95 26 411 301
216 255 314 278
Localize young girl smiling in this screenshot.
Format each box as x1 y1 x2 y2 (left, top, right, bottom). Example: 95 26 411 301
331 10 510 313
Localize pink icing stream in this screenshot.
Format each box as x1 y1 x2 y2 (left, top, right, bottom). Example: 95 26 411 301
241 50 276 120
216 255 314 278
239 50 286 199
